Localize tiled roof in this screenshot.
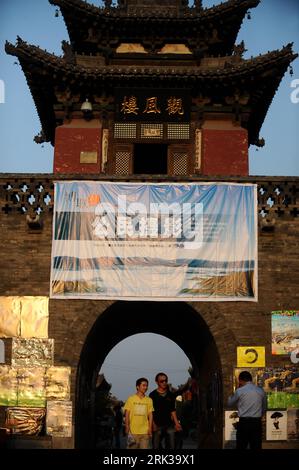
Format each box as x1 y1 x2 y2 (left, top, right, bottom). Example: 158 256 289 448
49 0 259 18
48 0 260 56
6 38 295 80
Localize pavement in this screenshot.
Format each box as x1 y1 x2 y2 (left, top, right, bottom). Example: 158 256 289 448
114 432 198 450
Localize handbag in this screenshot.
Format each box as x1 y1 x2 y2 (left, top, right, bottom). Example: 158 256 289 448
127 432 136 447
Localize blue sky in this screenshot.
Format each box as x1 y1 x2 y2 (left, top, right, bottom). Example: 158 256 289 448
101 333 192 402
0 0 298 175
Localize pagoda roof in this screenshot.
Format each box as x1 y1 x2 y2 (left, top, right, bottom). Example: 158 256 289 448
6 38 297 146
49 0 260 57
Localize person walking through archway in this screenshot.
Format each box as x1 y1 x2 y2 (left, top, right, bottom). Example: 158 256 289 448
149 372 182 449
124 377 154 449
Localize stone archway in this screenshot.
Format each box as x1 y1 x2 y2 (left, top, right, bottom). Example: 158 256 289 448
74 301 236 449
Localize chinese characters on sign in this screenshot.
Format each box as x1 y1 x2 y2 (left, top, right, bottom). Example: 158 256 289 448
121 96 139 115
122 95 183 116
143 97 161 114
166 97 184 116
117 89 190 121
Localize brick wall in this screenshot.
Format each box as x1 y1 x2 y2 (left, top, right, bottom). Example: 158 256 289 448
1 174 298 449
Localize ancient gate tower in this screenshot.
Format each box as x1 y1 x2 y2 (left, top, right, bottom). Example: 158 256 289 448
1 0 298 450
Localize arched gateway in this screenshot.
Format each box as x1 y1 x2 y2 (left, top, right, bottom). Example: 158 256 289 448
75 301 235 449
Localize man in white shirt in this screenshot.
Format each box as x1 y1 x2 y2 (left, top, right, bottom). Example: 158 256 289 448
228 370 267 449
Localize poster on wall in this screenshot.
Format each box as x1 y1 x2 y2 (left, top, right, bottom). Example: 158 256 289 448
50 182 257 301
5 407 45 435
224 410 239 441
272 311 299 355
0 296 49 338
287 409 299 440
266 410 287 440
267 392 299 409
46 400 72 437
256 367 299 393
237 347 265 368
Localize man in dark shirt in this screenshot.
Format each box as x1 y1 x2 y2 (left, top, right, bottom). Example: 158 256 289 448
149 372 182 449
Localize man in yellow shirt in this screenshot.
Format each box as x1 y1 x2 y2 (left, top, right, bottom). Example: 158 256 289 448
124 377 154 449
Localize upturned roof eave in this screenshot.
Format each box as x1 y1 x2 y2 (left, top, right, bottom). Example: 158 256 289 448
5 38 297 80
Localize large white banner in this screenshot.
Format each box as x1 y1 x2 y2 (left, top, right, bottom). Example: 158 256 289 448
50 182 257 301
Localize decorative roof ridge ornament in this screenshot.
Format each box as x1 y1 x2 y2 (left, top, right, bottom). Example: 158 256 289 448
233 40 247 58
104 0 112 9
283 41 295 52
48 0 260 19
5 37 61 61
193 0 203 11
16 35 26 47
49 0 118 17
116 1 189 18
34 130 47 145
61 40 75 64
50 0 193 17
253 137 265 148
200 0 260 17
